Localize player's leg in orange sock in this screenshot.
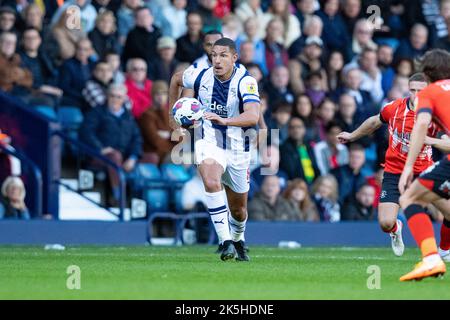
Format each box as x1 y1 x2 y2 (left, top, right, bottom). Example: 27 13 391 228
404 204 438 258
440 218 450 251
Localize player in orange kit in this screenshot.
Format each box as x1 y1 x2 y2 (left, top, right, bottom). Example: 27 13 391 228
398 49 450 281
337 73 446 257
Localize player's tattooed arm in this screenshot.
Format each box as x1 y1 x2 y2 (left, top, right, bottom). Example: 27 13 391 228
337 115 382 144
204 102 260 127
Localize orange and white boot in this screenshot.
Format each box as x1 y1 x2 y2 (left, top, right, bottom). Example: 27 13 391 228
400 254 446 281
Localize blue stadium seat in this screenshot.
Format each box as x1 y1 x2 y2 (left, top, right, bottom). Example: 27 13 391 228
58 106 84 130
35 106 57 120
144 189 169 212
160 164 191 182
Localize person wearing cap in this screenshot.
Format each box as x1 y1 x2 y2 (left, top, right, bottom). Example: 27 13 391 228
148 36 179 84
289 35 326 96
138 80 177 164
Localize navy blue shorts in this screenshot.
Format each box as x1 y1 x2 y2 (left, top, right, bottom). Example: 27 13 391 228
418 155 450 200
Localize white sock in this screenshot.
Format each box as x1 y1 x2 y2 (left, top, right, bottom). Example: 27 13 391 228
205 191 231 244
229 213 246 242
424 253 442 264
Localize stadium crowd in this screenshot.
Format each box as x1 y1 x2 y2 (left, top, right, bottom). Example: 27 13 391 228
0 0 449 222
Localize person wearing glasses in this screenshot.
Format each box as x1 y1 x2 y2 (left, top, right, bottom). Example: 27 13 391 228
80 83 143 207
124 57 152 119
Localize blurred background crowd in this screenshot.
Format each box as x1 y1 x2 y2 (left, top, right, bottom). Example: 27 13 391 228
0 0 449 223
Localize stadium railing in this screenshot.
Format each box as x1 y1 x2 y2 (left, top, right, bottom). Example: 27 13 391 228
51 131 127 220
0 143 43 217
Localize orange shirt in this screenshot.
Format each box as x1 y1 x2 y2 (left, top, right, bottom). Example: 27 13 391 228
380 97 437 174
416 79 450 134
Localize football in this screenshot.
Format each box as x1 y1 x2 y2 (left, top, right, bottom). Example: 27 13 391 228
172 97 204 128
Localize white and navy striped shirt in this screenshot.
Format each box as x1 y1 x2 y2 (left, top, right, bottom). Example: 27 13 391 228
182 64 260 152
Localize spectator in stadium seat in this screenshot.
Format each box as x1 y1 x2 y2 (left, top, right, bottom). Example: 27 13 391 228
20 4 46 35
105 51 125 84
0 32 33 96
311 174 340 222
283 178 319 221
117 0 141 45
122 6 162 68
341 0 362 36
92 0 121 13
59 38 96 110
291 94 320 144
341 183 376 221
325 50 344 95
314 98 337 141
313 121 349 176
305 71 327 108
235 17 267 75
51 0 97 33
289 36 325 97
18 28 62 107
197 0 222 33
394 23 429 63
158 0 187 39
175 11 204 64
288 14 323 60
138 81 176 164
235 0 265 32
279 117 319 184
82 61 114 109
330 143 368 204
377 44 395 97
265 101 292 145
263 17 289 73
125 58 152 119
260 0 301 49
294 0 317 32
344 48 384 105
0 176 30 220
334 66 375 121
88 10 120 60
0 131 12 184
248 175 301 221
345 19 377 62
437 0 450 51
148 36 179 84
49 8 86 62
79 83 142 206
0 6 17 34
264 65 294 110
335 93 359 134
316 0 350 59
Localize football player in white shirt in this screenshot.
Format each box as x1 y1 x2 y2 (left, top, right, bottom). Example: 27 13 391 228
169 38 260 261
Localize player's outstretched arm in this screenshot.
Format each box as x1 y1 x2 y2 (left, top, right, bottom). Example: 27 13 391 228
337 115 382 144
424 135 450 152
204 102 260 127
169 71 184 129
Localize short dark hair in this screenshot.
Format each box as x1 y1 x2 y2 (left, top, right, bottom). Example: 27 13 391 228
408 72 428 83
213 37 236 53
418 49 450 83
325 120 341 133
273 101 292 114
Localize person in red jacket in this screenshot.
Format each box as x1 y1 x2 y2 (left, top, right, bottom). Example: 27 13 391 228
125 57 152 119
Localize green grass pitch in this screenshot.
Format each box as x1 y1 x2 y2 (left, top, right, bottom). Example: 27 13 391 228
0 245 449 300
